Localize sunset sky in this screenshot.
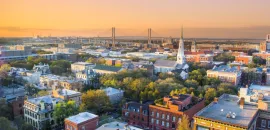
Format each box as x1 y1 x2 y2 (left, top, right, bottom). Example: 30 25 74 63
1 0 270 38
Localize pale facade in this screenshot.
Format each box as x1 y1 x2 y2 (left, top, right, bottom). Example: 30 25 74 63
71 62 95 73
207 65 241 86
24 96 62 130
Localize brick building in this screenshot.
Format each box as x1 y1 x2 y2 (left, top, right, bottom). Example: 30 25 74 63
8 96 24 118
235 56 253 64
65 112 99 130
185 54 213 63
122 101 153 129
253 52 270 59
149 94 205 130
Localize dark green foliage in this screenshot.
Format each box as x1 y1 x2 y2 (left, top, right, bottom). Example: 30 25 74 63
214 53 235 63
50 60 71 75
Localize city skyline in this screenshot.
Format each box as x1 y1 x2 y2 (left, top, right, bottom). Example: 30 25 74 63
1 0 270 38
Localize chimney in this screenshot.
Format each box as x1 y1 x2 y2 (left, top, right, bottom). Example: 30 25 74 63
258 100 268 110
237 66 240 71
239 97 245 109
214 97 219 103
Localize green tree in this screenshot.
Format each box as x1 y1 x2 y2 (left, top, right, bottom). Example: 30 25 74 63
217 83 237 96
37 90 49 97
53 101 79 127
0 64 11 79
0 98 13 120
213 53 235 63
0 117 16 130
50 60 71 75
204 88 217 105
184 79 199 88
81 90 111 114
177 114 191 130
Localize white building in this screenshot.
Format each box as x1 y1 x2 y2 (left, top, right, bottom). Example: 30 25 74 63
103 87 124 104
52 89 82 107
239 85 270 110
154 27 189 80
71 62 95 73
207 65 242 86
126 52 168 60
75 68 97 85
24 95 63 130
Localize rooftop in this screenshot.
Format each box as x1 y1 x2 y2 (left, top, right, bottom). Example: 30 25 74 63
96 121 143 130
93 64 122 72
66 112 98 124
72 62 93 65
195 94 258 128
28 95 62 105
56 89 81 96
249 84 270 92
154 59 176 68
212 65 239 72
103 87 123 96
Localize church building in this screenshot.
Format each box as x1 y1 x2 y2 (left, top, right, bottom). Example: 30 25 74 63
154 27 189 79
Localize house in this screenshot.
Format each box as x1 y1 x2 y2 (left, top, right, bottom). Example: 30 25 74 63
103 87 124 104
24 95 63 130
122 101 153 129
52 89 82 107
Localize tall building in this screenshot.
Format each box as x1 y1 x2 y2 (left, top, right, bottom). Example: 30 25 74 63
267 34 270 42
191 40 196 52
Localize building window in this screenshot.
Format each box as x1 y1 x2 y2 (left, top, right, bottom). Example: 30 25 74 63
151 118 154 123
151 111 154 116
162 114 165 119
261 119 266 128
166 122 169 128
172 116 176 122
82 126 85 130
162 121 165 126
268 121 270 128
166 115 169 120
156 112 159 118
156 120 159 125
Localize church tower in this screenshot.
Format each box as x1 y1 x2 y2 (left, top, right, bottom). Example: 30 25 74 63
191 40 196 52
177 27 186 64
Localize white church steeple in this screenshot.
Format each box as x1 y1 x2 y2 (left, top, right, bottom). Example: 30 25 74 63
177 26 186 64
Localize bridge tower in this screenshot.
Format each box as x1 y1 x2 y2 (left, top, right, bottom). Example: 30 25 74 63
112 27 116 48
148 28 152 44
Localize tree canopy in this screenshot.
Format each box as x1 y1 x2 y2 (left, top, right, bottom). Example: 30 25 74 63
80 90 112 114
53 100 79 126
